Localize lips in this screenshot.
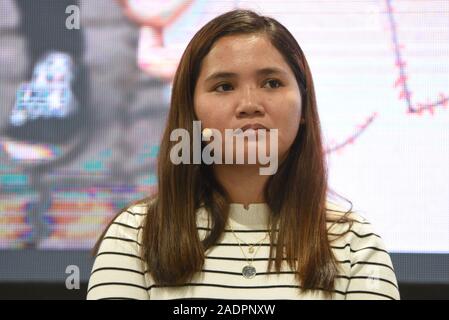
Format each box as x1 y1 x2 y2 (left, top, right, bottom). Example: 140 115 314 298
238 123 268 132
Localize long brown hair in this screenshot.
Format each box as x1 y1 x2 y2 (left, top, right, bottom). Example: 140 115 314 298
95 9 353 296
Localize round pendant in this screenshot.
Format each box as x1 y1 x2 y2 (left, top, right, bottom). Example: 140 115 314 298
242 265 257 279
248 246 255 254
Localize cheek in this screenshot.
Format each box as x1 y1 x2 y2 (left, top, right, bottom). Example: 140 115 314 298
276 104 301 152
194 96 214 128
279 121 299 152
194 96 231 130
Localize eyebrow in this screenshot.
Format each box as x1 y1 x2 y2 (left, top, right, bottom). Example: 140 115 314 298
203 67 289 83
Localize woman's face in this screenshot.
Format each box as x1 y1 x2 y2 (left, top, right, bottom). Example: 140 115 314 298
194 33 302 165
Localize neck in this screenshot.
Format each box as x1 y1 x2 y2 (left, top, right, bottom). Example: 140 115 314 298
213 164 269 208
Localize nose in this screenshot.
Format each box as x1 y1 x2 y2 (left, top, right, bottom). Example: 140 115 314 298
235 86 265 118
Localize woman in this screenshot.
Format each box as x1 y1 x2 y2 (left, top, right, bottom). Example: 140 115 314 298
87 9 400 300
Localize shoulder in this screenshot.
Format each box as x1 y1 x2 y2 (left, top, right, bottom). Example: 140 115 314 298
325 201 383 246
100 198 154 247
326 200 370 229
325 204 400 299
114 201 149 228
117 200 150 224
88 199 154 300
325 201 396 277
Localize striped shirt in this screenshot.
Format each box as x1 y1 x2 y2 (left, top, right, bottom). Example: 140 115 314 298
87 201 400 300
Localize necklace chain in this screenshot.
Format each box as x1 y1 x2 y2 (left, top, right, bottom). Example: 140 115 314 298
230 227 268 256
228 222 269 278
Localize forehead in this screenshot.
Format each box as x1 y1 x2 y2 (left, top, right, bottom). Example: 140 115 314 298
199 34 290 74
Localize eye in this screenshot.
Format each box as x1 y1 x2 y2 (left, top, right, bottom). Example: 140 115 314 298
214 83 234 92
263 79 282 89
